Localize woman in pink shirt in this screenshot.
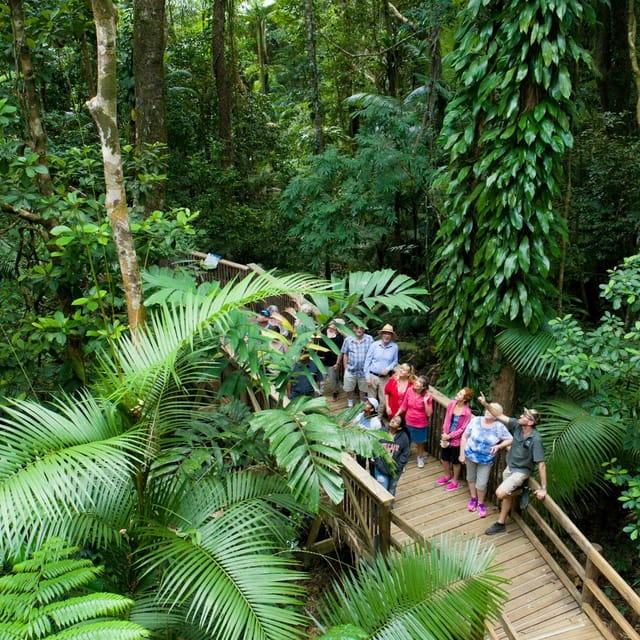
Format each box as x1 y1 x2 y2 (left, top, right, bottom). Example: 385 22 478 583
438 387 474 491
396 375 433 468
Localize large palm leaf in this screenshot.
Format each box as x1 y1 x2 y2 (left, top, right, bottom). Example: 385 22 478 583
537 399 626 505
249 396 345 511
135 471 309 640
0 393 142 558
495 323 559 380
316 536 507 639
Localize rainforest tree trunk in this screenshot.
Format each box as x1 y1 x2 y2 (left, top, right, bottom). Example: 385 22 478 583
133 0 168 215
213 0 233 166
88 0 145 336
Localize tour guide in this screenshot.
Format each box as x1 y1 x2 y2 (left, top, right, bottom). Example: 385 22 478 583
478 392 547 535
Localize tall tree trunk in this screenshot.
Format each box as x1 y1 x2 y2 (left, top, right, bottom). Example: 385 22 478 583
257 17 268 94
629 0 640 128
594 0 632 112
88 0 145 336
133 0 168 216
8 0 52 196
9 0 92 381
303 0 324 153
213 0 233 166
381 0 399 97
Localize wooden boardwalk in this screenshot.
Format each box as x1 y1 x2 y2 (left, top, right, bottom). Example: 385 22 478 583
330 394 610 640
392 449 604 640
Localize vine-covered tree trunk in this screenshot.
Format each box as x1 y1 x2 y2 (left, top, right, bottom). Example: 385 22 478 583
133 0 168 216
87 0 145 336
213 0 233 166
8 0 52 197
431 0 591 388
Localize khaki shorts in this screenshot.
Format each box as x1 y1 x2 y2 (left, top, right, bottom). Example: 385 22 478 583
343 370 368 393
497 467 529 495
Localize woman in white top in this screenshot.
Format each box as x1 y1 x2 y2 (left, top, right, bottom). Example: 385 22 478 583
459 403 512 519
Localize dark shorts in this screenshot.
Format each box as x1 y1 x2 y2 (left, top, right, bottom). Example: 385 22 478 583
441 445 461 463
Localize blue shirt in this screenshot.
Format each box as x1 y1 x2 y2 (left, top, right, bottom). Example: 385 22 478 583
341 334 374 376
463 416 513 465
364 340 398 376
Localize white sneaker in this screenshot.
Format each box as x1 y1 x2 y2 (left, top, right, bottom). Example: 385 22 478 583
417 456 424 468
347 399 354 408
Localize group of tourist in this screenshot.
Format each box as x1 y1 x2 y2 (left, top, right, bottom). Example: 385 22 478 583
255 311 547 535
339 323 546 535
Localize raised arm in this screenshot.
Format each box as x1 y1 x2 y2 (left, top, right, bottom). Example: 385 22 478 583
478 392 510 426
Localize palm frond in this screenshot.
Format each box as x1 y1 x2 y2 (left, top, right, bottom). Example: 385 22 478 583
496 324 559 380
0 396 143 557
137 519 307 640
537 400 626 504
316 536 507 639
147 470 306 550
250 396 345 511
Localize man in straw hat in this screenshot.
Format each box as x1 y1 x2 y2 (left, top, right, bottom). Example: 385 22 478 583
364 324 399 416
478 392 547 535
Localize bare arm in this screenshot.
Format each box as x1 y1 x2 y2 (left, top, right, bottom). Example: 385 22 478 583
534 461 547 500
478 392 510 425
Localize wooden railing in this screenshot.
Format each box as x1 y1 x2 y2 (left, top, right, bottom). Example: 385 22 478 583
338 387 640 639
185 253 304 320
516 483 640 640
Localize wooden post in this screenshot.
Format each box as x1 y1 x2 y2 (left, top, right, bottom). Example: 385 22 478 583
582 543 603 609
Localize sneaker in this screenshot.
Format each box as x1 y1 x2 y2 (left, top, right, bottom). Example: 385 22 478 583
478 503 487 518
332 392 339 400
347 399 354 408
417 456 425 468
437 476 451 485
467 497 478 512
445 481 459 491
485 522 506 535
519 487 530 510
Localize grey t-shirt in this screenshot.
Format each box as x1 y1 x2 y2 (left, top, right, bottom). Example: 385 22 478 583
505 417 545 475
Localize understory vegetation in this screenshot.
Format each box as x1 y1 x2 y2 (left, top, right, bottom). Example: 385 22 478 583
0 0 638 637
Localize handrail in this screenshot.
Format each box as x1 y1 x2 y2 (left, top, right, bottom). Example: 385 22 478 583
340 386 640 639
519 480 640 640
339 452 394 558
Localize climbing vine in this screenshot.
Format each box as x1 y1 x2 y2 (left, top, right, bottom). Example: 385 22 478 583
431 0 594 387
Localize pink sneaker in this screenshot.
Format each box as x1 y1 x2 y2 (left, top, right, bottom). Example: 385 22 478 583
437 476 451 485
467 497 478 512
478 503 487 518
445 481 459 492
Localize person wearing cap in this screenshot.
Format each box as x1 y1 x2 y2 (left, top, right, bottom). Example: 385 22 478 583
478 392 547 535
364 324 399 415
353 397 383 472
255 309 271 331
354 397 383 431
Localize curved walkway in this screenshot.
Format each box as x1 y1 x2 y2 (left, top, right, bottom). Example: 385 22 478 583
392 453 605 640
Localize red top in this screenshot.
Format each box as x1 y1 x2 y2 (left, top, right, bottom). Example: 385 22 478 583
384 377 412 416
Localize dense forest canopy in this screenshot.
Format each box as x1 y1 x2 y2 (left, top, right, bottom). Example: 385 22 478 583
0 0 639 637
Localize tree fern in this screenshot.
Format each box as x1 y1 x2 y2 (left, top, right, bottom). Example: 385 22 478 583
0 538 149 640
